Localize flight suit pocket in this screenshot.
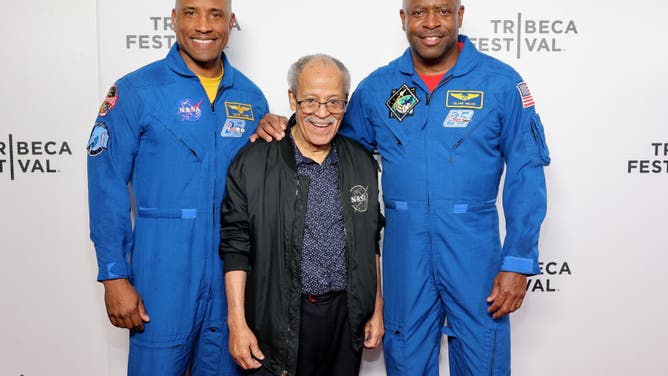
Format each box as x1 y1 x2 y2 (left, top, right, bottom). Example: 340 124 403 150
526 115 551 165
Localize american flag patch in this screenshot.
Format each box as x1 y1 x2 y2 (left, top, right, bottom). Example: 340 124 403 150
516 82 535 108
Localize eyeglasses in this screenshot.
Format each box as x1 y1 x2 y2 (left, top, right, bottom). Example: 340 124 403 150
295 97 348 114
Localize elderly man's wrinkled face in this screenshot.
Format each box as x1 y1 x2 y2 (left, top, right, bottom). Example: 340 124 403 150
289 60 347 150
172 0 235 76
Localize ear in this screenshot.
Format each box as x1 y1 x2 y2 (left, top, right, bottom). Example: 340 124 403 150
228 13 236 32
457 5 465 28
400 9 407 32
288 89 297 111
171 8 177 27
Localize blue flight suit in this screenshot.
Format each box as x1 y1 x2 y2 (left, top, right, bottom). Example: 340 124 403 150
341 35 550 375
87 44 268 375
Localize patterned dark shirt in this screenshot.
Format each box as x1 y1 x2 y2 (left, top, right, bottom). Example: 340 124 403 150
293 138 347 295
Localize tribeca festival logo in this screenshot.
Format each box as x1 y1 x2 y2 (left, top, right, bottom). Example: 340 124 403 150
526 260 572 293
628 143 668 174
469 13 578 59
0 134 72 181
126 16 242 49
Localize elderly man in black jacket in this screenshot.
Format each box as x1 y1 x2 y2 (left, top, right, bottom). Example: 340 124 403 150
219 54 384 376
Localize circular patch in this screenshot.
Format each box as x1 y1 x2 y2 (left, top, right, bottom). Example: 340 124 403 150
350 185 369 213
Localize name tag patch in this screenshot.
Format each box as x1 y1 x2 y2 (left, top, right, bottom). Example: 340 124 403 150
225 102 254 121
446 90 484 109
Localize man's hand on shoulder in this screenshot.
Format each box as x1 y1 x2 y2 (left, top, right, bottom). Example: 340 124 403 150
250 113 288 142
102 278 150 331
486 271 527 319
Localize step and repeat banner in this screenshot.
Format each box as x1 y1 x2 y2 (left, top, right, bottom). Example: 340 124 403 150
1 0 666 375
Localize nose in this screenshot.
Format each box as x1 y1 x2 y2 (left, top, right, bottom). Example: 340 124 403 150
423 10 441 29
195 14 213 33
314 102 330 118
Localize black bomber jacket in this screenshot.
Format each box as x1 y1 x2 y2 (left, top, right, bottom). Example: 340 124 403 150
220 122 383 376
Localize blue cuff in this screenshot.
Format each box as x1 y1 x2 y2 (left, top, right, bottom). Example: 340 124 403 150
97 261 130 281
500 256 539 275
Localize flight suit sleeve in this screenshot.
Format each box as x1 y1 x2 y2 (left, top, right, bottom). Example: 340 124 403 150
340 83 377 153
86 82 143 281
499 78 551 276
219 151 251 273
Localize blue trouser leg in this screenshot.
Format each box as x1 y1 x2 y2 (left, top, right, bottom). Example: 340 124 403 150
190 263 242 376
128 218 241 375
434 204 510 376
383 200 511 376
382 202 442 376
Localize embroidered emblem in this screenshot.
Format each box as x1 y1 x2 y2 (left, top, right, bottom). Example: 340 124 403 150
177 99 204 122
516 82 535 108
443 110 474 128
446 90 484 109
221 119 247 138
87 122 110 157
350 185 369 213
225 102 255 121
98 85 118 117
386 84 420 122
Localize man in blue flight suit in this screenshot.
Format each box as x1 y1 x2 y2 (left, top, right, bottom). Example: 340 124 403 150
254 0 550 374
86 0 268 374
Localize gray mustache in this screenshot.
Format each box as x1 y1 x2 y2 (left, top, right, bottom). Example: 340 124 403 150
304 115 337 126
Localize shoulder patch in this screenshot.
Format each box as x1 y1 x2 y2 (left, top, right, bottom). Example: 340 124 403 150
98 85 118 117
446 90 484 109
225 102 255 121
516 82 535 108
87 122 110 157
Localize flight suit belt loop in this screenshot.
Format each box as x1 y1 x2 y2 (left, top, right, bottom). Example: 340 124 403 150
303 290 345 304
137 207 199 219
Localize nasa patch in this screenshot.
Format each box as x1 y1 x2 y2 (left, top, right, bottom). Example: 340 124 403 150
177 98 204 122
225 102 254 121
443 110 474 128
386 84 420 122
87 122 110 157
221 119 246 138
350 185 369 213
98 85 118 117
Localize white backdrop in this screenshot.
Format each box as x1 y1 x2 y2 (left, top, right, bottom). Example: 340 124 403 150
1 0 667 375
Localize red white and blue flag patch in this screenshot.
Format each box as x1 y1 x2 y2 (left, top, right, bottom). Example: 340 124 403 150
516 82 535 108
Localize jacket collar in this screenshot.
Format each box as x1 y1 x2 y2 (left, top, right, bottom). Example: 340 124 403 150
279 114 299 173
166 43 235 90
395 34 479 78
279 114 343 173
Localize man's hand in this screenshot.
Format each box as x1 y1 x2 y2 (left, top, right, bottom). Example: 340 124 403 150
365 254 384 349
250 113 288 142
486 271 527 319
228 321 264 370
102 278 150 331
363 306 384 349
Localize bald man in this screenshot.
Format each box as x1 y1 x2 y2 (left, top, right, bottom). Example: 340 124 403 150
87 0 268 374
